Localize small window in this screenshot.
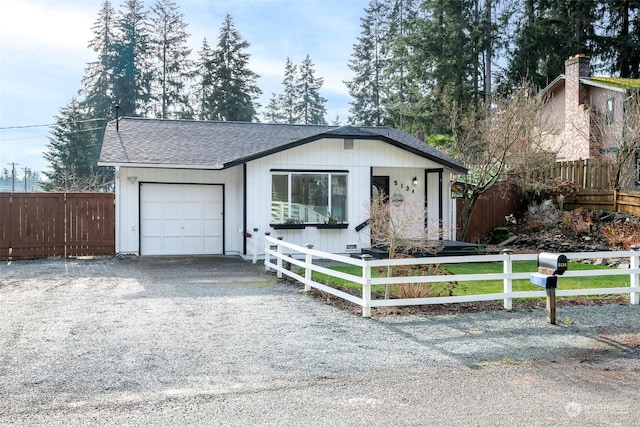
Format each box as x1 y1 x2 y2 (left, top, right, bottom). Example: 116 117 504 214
271 172 348 224
343 138 354 151
606 98 615 125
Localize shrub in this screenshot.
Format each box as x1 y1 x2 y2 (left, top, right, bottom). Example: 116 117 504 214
600 219 640 249
390 264 457 298
562 208 593 235
490 227 510 244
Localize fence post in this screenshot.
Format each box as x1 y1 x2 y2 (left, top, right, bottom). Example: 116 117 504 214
631 245 640 305
502 248 513 310
361 254 373 318
264 232 271 271
252 228 259 264
276 236 284 279
304 243 314 292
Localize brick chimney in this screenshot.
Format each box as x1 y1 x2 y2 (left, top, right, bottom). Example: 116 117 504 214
565 54 590 107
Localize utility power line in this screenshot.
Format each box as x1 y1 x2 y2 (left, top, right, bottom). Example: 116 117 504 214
0 118 108 130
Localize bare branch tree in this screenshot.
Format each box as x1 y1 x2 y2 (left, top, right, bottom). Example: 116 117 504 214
364 191 443 298
449 82 557 240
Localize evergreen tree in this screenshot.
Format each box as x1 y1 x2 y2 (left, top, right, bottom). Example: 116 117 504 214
263 92 285 123
596 0 640 78
209 14 261 122
113 0 153 117
43 99 111 191
346 0 389 126
193 37 215 120
149 0 193 119
82 0 118 122
280 58 300 124
295 55 327 125
498 0 598 91
384 0 418 130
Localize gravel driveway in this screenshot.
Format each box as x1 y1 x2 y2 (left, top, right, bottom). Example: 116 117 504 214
1 256 639 426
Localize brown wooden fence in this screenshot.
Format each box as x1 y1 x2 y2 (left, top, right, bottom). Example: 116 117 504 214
0 192 115 261
564 190 640 217
532 159 614 190
456 182 525 242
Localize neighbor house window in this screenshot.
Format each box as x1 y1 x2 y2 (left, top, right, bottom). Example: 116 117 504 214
606 98 615 124
271 172 347 223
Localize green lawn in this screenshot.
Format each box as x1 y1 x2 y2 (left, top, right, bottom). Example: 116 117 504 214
310 261 632 296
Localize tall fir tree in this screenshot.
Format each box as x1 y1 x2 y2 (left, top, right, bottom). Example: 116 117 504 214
113 0 153 117
280 58 300 124
208 14 261 122
263 92 285 123
346 0 389 126
82 0 118 122
149 0 193 119
498 0 598 91
193 37 215 120
596 0 640 78
295 55 327 125
43 99 111 191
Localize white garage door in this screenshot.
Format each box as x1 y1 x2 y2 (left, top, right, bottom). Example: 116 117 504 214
140 183 223 255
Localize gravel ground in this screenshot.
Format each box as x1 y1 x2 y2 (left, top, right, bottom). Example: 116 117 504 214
1 256 639 426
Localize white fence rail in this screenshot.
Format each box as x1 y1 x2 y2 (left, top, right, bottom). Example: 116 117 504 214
264 235 640 317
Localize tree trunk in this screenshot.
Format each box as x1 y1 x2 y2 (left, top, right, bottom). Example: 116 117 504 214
457 193 480 241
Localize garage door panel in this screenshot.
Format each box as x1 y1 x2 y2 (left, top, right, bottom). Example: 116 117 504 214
184 203 204 219
141 202 163 220
144 220 163 237
141 183 223 255
184 220 203 236
163 220 183 236
203 202 222 220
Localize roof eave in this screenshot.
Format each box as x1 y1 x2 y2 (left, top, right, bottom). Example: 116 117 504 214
224 133 468 174
580 78 629 93
98 161 225 170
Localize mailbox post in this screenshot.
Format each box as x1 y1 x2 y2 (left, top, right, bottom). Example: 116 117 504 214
530 253 568 324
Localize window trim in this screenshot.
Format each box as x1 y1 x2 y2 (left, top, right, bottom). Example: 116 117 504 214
270 170 348 226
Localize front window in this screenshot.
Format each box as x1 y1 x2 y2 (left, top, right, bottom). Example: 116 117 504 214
271 172 347 223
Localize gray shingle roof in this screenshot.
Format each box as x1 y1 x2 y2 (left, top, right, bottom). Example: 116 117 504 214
98 117 467 173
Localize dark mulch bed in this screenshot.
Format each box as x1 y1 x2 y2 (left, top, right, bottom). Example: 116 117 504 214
304 283 631 318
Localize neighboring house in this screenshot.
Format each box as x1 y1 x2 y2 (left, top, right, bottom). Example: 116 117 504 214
541 54 640 167
98 117 467 258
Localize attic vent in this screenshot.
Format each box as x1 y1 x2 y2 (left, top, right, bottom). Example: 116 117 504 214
343 138 354 151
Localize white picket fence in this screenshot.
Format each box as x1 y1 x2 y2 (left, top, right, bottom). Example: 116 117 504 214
263 235 640 317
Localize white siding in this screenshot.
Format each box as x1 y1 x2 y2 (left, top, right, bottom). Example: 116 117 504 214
115 166 243 255
245 138 457 255
115 137 459 257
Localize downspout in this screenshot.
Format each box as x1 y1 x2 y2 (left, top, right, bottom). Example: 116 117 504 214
243 163 247 256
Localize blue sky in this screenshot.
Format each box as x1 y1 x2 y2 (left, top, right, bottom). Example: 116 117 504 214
0 0 368 175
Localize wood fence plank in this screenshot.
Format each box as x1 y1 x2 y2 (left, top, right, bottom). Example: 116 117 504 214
0 192 115 261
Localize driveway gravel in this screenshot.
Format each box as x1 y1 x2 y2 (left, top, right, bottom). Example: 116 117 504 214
1 256 639 426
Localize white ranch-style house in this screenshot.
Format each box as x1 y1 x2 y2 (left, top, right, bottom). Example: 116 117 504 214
98 117 468 258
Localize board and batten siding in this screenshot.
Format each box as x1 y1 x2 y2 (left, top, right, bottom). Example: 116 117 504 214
114 166 243 255
245 137 456 256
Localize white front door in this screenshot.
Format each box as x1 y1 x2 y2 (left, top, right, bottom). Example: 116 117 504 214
140 183 223 255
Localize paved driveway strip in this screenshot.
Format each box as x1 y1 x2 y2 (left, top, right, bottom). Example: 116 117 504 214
1 256 639 426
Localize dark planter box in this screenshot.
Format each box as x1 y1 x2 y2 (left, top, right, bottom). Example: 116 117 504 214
271 223 306 229
316 223 349 229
